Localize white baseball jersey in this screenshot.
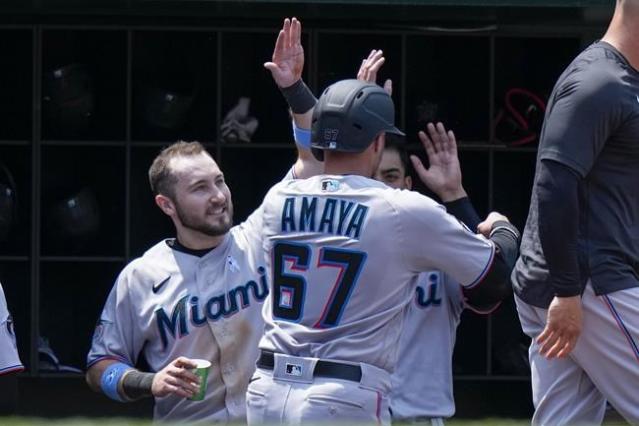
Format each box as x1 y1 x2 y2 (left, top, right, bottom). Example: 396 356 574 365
258 175 495 372
0 282 23 375
390 271 464 419
88 209 268 423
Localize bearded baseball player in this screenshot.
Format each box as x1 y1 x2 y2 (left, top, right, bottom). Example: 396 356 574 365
245 78 520 425
86 141 271 422
85 17 355 423
0 282 23 415
513 1 639 424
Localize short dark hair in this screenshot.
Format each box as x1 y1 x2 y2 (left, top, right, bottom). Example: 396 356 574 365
384 134 410 174
148 141 209 198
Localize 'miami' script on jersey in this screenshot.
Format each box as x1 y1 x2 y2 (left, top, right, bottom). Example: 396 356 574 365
88 211 271 423
259 175 494 372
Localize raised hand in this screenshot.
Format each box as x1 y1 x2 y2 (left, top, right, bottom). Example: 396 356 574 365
151 356 200 398
410 122 466 202
356 49 392 95
264 17 304 89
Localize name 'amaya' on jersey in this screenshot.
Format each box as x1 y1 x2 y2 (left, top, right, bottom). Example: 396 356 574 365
259 175 495 373
280 196 369 239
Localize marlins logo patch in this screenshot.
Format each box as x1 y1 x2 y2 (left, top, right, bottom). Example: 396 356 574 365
92 319 112 345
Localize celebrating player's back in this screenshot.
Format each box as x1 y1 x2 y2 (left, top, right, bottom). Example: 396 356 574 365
247 79 520 426
259 174 493 370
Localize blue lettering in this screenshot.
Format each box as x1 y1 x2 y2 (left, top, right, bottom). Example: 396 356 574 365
416 283 442 308
337 201 355 235
299 197 317 232
282 198 296 232
155 295 189 349
190 296 207 326
318 198 337 234
344 204 368 239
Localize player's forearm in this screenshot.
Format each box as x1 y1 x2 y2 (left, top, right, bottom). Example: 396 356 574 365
537 159 582 297
87 359 154 401
283 80 323 179
86 359 113 392
464 221 520 306
443 196 481 232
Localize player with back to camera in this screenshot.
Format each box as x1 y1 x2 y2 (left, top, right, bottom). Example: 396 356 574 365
512 0 639 424
268 36 512 424
85 17 382 423
248 29 521 425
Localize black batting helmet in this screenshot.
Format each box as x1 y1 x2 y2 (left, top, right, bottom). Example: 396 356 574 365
311 79 404 161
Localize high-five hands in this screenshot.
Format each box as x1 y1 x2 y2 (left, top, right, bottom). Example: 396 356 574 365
264 17 304 89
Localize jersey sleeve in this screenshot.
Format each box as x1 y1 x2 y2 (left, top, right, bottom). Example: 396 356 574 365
0 285 23 375
395 191 495 288
539 62 626 177
86 270 143 368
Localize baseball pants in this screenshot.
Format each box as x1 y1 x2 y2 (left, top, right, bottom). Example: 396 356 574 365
246 351 391 425
515 281 639 425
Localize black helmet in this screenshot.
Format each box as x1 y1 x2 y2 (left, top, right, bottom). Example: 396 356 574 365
311 79 404 161
43 63 94 137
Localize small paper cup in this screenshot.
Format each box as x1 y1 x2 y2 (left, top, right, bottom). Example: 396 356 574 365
188 359 211 401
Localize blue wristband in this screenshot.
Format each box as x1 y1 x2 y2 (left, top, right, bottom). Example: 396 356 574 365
292 121 312 150
100 362 131 402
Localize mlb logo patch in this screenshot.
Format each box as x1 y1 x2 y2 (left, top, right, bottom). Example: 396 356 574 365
279 288 294 309
286 363 303 377
321 179 340 192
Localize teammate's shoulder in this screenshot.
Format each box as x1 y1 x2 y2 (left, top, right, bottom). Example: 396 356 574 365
562 42 627 90
383 188 442 210
118 240 174 282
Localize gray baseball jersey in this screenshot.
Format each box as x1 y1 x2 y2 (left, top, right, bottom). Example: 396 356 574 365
258 175 495 372
88 209 267 423
390 271 464 419
0 282 23 375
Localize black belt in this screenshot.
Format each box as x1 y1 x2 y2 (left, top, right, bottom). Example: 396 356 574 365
257 350 362 382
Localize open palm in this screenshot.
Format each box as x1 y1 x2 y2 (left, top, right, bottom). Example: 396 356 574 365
411 122 464 201
264 18 304 88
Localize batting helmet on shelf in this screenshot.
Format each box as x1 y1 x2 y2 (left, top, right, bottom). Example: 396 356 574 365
310 79 404 161
43 63 94 136
46 186 100 248
0 162 17 242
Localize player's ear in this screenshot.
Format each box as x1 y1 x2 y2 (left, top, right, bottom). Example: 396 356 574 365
374 133 386 153
155 194 175 216
405 175 412 190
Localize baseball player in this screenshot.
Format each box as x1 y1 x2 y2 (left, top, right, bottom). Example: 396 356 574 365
264 26 512 424
85 141 269 422
246 78 520 425
377 131 504 424
512 1 639 424
0 281 24 415
85 18 359 422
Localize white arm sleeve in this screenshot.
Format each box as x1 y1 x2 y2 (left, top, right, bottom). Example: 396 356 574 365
395 191 495 288
0 284 22 374
87 271 143 368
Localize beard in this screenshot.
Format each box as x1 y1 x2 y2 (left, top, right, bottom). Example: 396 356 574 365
174 201 233 237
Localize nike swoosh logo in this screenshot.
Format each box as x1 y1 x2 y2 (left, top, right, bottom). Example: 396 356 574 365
152 276 171 294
